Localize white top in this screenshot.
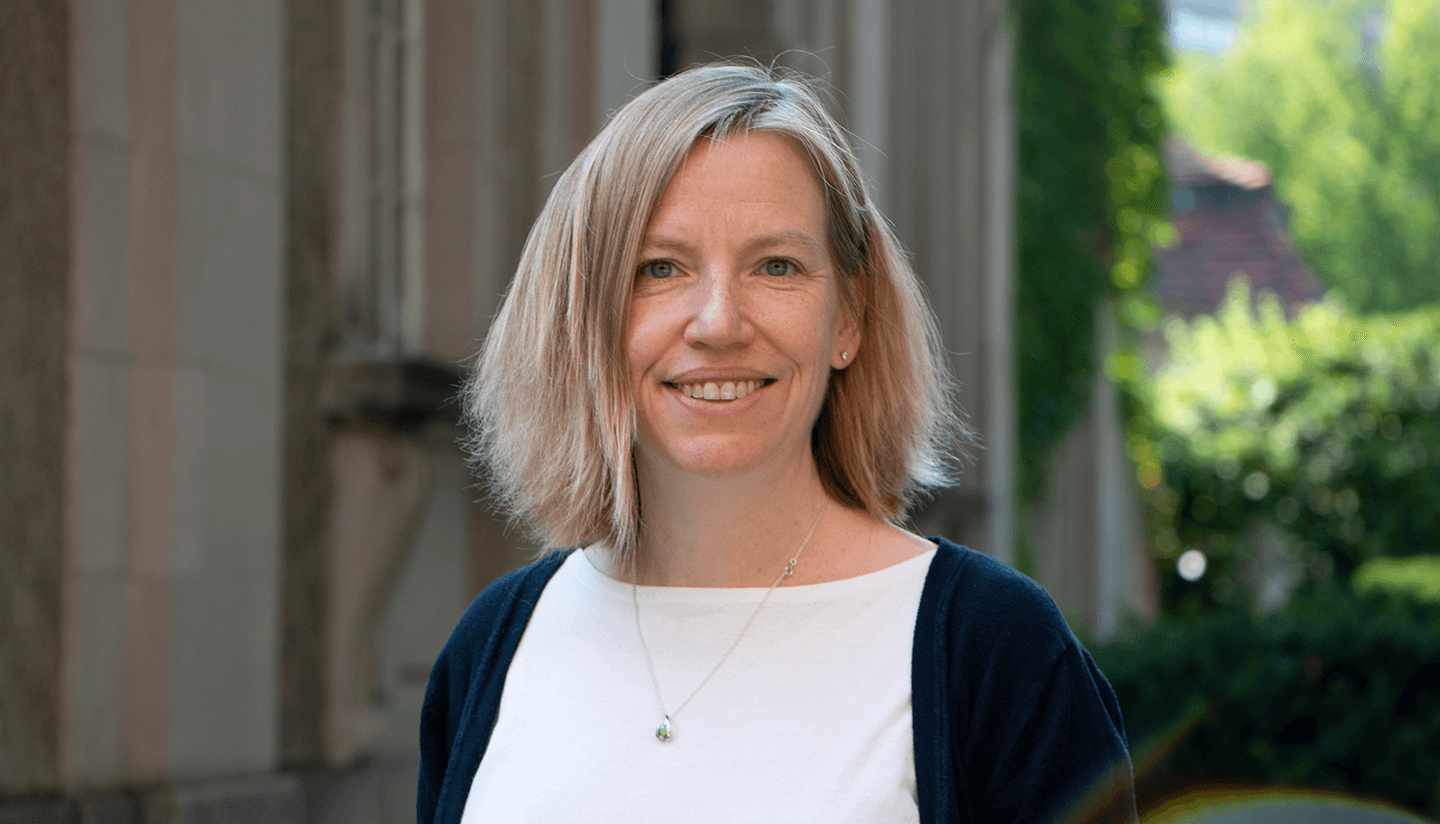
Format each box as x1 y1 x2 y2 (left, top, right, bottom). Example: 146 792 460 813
461 545 937 823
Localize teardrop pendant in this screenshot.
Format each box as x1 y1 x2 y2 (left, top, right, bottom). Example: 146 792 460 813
655 715 673 742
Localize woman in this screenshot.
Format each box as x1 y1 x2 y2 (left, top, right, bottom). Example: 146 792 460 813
420 63 1135 823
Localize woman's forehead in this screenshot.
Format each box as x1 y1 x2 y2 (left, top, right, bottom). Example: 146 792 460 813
644 132 827 235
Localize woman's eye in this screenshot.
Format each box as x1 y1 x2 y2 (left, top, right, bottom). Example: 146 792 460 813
762 259 796 277
640 260 675 279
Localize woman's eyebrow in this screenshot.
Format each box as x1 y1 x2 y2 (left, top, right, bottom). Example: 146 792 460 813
745 229 824 257
638 234 693 254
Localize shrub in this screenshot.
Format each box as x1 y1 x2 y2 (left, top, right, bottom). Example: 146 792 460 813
1092 589 1440 817
1354 555 1440 603
1139 277 1440 615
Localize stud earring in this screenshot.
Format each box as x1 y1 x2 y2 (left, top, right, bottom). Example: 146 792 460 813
840 351 849 362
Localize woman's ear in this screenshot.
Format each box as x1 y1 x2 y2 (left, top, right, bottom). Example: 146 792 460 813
832 306 861 370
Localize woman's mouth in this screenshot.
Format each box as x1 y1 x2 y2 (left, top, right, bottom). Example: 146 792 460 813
668 379 771 401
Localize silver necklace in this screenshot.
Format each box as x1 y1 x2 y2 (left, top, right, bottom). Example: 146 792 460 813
631 498 829 743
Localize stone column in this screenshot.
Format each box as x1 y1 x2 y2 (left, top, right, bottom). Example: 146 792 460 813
886 0 1014 558
56 0 287 793
0 0 71 796
1029 300 1158 638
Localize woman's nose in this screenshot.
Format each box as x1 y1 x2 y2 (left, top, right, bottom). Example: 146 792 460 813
684 273 751 349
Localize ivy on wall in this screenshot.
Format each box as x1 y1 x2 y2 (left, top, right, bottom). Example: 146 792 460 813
1014 0 1172 545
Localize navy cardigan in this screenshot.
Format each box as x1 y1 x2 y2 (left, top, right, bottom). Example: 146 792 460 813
418 540 1137 823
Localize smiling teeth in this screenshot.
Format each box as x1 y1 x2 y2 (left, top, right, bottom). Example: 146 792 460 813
674 380 763 400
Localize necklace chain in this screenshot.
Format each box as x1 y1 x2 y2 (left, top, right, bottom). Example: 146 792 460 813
631 498 829 743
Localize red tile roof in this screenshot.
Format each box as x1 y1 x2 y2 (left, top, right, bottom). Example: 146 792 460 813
1166 136 1271 190
1144 137 1329 371
1151 137 1325 320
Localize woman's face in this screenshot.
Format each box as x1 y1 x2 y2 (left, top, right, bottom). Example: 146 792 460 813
626 131 859 483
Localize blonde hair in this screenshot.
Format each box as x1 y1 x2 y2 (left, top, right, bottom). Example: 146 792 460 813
465 62 970 566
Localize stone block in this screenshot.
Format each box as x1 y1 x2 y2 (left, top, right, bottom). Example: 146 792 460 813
62 572 128 785
74 139 133 357
177 0 282 177
72 358 131 574
74 0 131 141
169 366 282 578
166 775 300 824
76 792 138 824
174 160 283 381
169 572 280 779
297 756 416 824
0 799 75 824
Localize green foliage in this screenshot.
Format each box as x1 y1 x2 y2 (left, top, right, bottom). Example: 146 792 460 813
1140 276 1440 614
1015 0 1171 513
1160 0 1440 313
1354 555 1440 602
1093 589 1440 816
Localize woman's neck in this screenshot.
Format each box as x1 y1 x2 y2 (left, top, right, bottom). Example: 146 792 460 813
585 452 930 588
641 489 829 587
614 450 836 586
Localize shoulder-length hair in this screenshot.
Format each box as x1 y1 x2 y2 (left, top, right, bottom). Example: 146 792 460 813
465 62 972 566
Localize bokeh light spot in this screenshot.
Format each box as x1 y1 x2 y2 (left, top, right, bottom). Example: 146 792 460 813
1178 549 1208 581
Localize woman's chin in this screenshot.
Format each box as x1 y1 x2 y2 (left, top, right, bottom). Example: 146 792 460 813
668 454 764 480
641 439 787 481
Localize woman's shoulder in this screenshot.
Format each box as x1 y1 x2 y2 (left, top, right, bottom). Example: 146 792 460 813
922 538 1078 660
919 540 1137 824
925 538 1056 606
464 549 572 617
439 550 575 663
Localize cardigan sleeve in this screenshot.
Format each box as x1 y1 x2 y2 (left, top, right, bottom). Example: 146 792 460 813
417 551 571 824
914 541 1137 824
964 637 1136 823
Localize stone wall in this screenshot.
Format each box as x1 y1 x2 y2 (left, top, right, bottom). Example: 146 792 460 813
0 0 71 795
279 0 341 768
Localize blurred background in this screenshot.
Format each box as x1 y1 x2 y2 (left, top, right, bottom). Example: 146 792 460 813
1 0 1436 821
